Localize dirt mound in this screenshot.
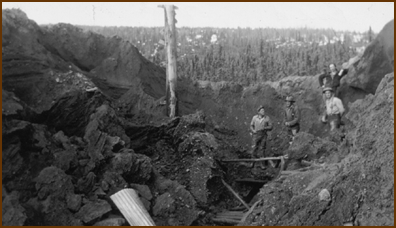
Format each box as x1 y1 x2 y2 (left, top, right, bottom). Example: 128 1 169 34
2 9 166 117
241 72 394 226
2 90 247 226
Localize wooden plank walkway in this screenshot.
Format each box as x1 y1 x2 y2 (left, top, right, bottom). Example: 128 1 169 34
212 199 263 225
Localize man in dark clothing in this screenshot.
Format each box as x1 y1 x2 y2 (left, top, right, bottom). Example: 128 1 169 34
318 63 348 97
284 95 300 144
250 105 273 169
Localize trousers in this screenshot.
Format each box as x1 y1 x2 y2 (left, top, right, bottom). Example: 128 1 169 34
251 131 267 158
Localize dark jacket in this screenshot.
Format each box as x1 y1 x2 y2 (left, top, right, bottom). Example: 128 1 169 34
284 104 300 126
319 69 348 88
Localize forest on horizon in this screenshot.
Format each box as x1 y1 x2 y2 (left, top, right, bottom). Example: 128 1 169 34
79 26 374 85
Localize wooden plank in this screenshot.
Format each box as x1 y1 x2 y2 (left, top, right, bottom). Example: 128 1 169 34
240 199 263 224
221 179 250 210
229 205 248 211
218 211 245 215
216 215 244 219
235 178 267 184
211 217 240 224
221 156 285 163
110 188 155 226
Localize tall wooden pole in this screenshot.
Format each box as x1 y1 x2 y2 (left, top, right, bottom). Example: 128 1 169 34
159 5 178 118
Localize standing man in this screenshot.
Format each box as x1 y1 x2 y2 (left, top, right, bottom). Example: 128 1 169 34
321 87 345 131
284 95 300 144
318 63 348 97
250 105 273 169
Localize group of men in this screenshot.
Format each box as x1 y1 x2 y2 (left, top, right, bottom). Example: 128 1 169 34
249 63 347 169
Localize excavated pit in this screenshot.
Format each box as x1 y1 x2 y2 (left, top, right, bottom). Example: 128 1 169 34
2 9 394 226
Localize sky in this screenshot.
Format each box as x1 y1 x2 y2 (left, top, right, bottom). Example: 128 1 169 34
2 2 394 33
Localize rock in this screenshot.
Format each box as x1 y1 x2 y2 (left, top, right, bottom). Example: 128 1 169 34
342 19 394 95
101 180 110 192
53 147 77 171
2 89 24 117
93 217 126 226
35 166 74 200
81 104 131 173
94 187 107 197
140 197 151 211
285 132 337 162
102 171 127 191
75 199 112 224
2 191 27 226
66 193 82 212
153 192 175 216
110 149 152 183
153 179 198 226
130 184 153 200
318 189 331 202
1 135 24 182
53 131 70 149
76 172 96 194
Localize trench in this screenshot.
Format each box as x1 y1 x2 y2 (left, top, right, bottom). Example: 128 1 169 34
127 119 281 226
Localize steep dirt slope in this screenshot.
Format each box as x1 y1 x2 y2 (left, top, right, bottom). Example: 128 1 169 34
2 9 166 117
240 72 394 226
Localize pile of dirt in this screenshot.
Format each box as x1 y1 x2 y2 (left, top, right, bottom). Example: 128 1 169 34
1 88 248 225
239 72 394 226
2 8 166 118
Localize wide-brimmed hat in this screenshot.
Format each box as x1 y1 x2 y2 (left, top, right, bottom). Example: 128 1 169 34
257 105 265 112
322 87 333 93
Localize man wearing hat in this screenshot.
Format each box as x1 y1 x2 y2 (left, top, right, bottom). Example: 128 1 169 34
318 63 348 97
284 95 300 143
322 87 345 131
250 105 273 169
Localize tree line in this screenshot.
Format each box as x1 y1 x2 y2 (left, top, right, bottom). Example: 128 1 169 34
79 26 373 85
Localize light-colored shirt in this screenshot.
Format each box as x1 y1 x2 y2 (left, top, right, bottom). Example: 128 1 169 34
325 97 345 115
251 115 272 131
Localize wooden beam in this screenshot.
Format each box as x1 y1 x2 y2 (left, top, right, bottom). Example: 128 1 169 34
211 217 240 224
229 205 247 211
240 199 262 224
235 178 267 184
216 215 244 219
158 4 178 118
221 179 250 210
221 156 285 163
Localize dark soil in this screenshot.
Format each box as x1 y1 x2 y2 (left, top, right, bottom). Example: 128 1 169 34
2 9 394 226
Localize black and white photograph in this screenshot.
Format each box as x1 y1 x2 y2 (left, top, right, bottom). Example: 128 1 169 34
2 2 394 226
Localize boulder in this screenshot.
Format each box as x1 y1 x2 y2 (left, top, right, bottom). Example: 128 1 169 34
318 189 331 202
66 193 82 212
2 191 27 226
130 184 153 201
74 199 112 224
341 19 394 95
110 149 153 183
35 166 74 200
153 179 198 226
